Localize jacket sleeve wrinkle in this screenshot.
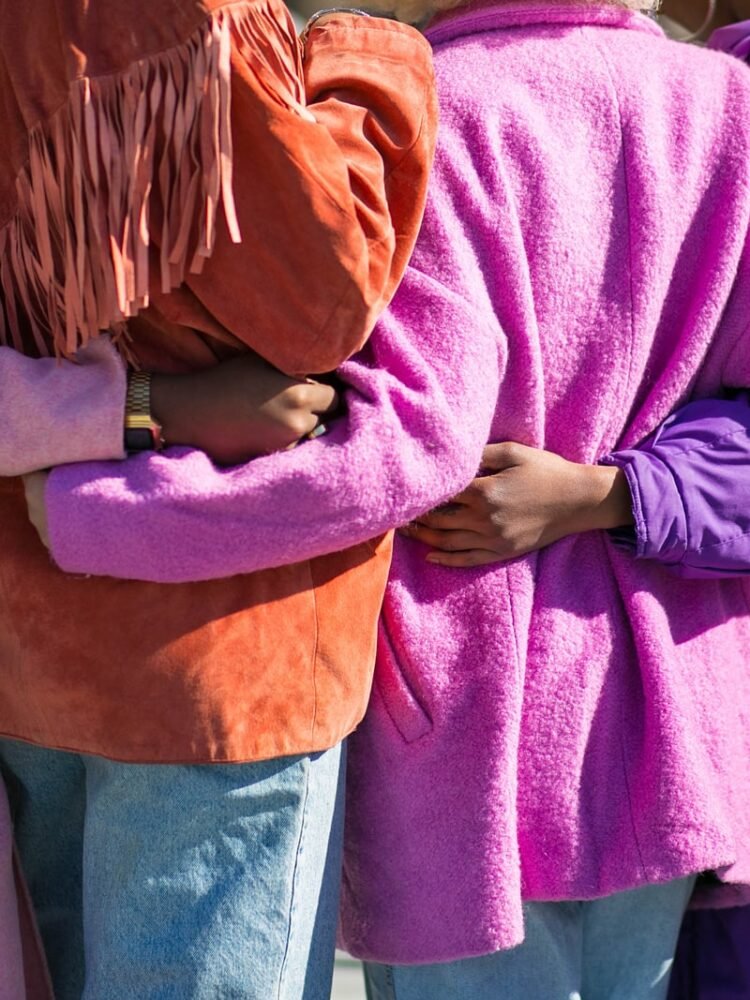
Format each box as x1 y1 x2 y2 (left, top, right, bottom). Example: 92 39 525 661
606 392 750 578
175 15 437 376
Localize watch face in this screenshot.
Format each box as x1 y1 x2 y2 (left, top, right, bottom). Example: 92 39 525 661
124 427 156 453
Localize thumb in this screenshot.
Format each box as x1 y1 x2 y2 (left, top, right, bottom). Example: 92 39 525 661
481 441 527 472
306 380 339 416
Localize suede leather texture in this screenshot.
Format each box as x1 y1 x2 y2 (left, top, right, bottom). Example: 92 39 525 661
0 1 436 762
0 476 392 761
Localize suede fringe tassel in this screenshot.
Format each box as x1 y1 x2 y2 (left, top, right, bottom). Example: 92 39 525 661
0 1 306 358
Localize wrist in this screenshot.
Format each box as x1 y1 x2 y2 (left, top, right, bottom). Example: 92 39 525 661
575 464 635 532
300 7 371 44
124 371 164 453
150 373 192 449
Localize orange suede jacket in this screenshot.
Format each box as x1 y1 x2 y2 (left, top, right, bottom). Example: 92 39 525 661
0 0 436 762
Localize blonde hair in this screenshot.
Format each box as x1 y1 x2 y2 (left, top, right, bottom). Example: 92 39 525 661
372 0 658 28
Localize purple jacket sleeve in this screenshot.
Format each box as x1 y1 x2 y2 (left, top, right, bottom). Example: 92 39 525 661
0 338 126 476
707 18 750 60
604 394 750 579
45 266 501 583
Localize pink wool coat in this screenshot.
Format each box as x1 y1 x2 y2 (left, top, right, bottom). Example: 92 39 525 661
340 0 750 963
41 0 750 966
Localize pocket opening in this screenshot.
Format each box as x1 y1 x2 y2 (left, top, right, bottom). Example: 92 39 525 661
374 621 433 744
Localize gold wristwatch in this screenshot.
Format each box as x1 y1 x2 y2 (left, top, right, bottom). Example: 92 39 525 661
124 371 164 453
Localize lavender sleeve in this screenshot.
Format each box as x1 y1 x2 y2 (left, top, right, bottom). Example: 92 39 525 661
604 394 750 579
707 19 750 60
45 268 501 583
0 337 126 476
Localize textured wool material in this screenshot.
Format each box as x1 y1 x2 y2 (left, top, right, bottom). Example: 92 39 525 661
342 1 750 961
43 0 750 965
0 337 126 476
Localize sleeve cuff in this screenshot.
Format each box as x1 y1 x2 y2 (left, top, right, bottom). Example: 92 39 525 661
602 449 687 564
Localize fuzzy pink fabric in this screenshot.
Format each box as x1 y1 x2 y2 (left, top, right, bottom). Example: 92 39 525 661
0 337 126 476
43 0 750 965
341 2 750 962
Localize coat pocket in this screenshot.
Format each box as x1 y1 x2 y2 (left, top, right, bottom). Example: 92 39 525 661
374 620 433 743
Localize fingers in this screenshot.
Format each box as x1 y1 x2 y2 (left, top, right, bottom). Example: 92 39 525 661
416 478 493 529
415 505 475 531
426 548 506 568
401 523 486 552
401 521 508 566
481 441 526 472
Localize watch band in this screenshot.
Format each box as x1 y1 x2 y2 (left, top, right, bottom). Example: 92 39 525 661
299 8 371 45
124 371 164 452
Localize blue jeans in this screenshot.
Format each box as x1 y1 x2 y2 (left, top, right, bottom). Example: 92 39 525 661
364 877 696 1000
0 739 345 1000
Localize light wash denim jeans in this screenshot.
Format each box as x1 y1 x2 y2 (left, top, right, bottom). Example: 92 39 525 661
0 738 345 1000
364 876 696 1000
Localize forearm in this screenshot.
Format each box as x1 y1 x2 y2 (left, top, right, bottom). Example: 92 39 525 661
0 339 126 476
549 462 634 535
46 276 500 582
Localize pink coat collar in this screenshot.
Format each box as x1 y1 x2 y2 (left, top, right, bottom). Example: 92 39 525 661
425 0 663 46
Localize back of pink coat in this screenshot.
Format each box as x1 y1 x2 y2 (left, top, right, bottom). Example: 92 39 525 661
340 0 750 965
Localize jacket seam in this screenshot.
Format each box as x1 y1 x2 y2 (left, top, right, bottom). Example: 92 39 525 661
383 85 433 182
615 600 649 878
588 29 638 448
651 424 750 462
305 86 433 362
689 524 750 556
309 572 321 744
632 451 689 560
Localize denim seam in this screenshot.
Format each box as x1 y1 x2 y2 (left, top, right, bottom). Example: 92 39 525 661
276 758 312 1000
387 964 397 999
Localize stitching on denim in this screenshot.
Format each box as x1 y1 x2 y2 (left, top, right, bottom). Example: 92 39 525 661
387 965 397 1000
276 758 312 1000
